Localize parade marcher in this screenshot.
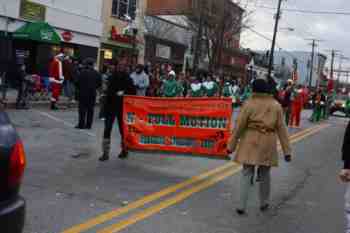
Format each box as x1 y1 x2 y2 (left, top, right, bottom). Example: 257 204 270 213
99 59 136 162
310 89 322 122
162 71 182 97
320 90 327 120
130 64 150 96
49 53 65 110
188 76 205 97
289 85 304 128
281 80 293 125
203 75 219 97
75 58 101 130
222 81 233 98
339 121 350 233
227 79 292 215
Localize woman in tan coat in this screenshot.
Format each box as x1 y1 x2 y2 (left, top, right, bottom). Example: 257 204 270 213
228 79 292 215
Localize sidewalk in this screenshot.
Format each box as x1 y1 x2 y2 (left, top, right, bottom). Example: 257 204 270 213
1 89 78 109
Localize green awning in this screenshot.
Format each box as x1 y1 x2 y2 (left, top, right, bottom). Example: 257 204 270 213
13 21 61 44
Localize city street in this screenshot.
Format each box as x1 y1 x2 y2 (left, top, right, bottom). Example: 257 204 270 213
7 108 347 233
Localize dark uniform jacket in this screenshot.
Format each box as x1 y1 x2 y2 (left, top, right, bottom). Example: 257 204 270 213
343 121 350 169
104 71 136 111
77 67 101 106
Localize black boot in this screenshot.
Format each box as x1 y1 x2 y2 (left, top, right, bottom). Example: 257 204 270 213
260 204 270 212
99 154 109 162
51 102 59 110
118 150 129 159
236 209 246 216
99 139 111 162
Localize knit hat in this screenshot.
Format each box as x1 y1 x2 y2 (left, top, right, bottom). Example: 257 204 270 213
252 79 268 93
169 70 176 77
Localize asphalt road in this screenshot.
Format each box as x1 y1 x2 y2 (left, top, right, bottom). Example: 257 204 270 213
6 107 347 233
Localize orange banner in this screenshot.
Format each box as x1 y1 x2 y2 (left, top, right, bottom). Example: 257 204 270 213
123 96 233 159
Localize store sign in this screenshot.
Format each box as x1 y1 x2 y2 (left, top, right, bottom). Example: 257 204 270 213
110 26 135 44
20 0 46 21
156 44 171 59
40 30 53 41
61 31 73 42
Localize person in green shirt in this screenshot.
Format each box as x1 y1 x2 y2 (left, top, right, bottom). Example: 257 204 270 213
162 70 182 97
240 85 252 103
222 81 233 98
189 76 205 97
203 75 219 97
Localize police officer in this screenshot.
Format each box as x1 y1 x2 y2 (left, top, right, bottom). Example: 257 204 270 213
99 59 136 161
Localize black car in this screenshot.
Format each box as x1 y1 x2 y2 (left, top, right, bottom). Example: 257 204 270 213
0 110 26 233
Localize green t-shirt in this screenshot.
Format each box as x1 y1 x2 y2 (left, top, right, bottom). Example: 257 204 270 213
163 79 182 97
222 84 232 97
204 81 219 97
190 83 205 97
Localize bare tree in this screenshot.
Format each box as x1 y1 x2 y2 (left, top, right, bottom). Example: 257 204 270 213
186 0 252 72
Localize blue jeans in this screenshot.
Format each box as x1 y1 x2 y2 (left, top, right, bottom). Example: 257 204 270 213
63 80 75 100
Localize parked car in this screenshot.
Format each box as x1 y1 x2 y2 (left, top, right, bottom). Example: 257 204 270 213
0 110 26 233
330 94 350 117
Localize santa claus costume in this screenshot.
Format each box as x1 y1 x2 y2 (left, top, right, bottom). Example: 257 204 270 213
49 54 64 110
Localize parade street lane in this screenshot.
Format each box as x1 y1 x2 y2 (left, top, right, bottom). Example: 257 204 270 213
6 108 338 233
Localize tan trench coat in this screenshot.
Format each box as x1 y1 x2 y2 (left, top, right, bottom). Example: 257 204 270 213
228 94 292 167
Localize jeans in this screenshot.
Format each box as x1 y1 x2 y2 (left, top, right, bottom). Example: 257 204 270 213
64 80 75 100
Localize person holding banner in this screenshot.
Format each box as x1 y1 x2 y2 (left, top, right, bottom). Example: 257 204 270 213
227 79 292 215
99 59 136 162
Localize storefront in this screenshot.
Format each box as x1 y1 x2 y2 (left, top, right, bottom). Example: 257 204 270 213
99 25 139 70
144 35 187 72
9 21 99 76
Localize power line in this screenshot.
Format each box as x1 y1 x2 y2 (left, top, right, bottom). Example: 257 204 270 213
258 5 350 16
246 27 304 64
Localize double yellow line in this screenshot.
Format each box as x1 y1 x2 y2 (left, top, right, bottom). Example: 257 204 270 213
62 123 329 233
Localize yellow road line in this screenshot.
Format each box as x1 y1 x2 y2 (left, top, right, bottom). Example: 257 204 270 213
97 166 242 233
96 124 330 233
61 124 327 233
61 163 235 233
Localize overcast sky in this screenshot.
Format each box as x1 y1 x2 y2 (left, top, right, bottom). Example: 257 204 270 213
240 0 350 70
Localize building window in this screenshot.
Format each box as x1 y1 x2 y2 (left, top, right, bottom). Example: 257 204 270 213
112 0 136 20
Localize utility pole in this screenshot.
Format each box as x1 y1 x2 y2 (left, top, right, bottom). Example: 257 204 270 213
306 39 323 88
267 0 283 79
330 50 336 81
193 1 204 73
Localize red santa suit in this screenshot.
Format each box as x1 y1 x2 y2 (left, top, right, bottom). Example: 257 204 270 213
289 89 304 128
49 55 64 104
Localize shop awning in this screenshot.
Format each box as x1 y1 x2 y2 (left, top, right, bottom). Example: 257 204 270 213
13 21 61 44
